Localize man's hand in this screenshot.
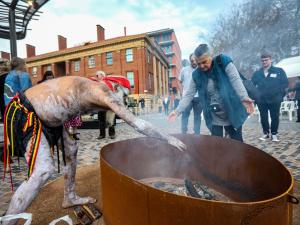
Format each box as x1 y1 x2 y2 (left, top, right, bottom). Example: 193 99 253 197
242 97 255 114
167 111 178 122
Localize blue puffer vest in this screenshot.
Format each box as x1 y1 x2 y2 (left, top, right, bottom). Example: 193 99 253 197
192 54 248 130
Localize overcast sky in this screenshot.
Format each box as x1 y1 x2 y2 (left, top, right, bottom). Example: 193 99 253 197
0 0 243 60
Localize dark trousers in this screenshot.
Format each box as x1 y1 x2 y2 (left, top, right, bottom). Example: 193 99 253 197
98 111 116 137
257 102 281 135
297 100 300 121
181 97 202 134
211 125 243 142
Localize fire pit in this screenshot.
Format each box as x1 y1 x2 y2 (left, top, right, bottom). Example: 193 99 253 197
100 135 298 225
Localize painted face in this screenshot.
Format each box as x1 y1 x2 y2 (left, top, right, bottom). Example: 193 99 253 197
261 57 272 69
96 74 105 80
196 55 212 72
113 83 130 103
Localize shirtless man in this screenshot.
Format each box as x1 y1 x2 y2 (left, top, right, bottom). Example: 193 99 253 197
3 76 185 224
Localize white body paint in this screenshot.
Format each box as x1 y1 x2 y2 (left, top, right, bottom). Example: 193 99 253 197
4 76 185 225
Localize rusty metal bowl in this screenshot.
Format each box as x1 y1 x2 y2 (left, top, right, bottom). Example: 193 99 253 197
100 135 298 225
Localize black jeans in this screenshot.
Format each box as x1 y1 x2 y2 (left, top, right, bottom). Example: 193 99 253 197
257 102 281 135
98 111 116 137
211 125 243 142
297 100 300 121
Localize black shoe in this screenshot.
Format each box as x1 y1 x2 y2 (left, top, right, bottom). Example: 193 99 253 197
73 134 80 140
97 135 105 140
110 134 116 139
296 120 300 123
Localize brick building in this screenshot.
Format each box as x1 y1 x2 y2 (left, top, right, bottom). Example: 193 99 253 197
147 28 182 94
25 25 170 96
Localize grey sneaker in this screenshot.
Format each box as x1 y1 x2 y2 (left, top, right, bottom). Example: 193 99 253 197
272 135 279 142
259 134 269 141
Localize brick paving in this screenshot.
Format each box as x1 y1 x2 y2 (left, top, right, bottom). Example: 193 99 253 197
0 113 299 216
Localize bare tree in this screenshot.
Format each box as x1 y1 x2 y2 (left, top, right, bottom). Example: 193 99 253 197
209 0 300 77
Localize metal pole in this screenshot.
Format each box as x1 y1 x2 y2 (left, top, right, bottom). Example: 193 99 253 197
9 8 17 57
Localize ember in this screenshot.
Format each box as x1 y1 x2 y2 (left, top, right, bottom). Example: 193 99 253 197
140 177 233 202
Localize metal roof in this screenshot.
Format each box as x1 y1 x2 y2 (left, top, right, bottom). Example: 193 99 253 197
0 0 49 40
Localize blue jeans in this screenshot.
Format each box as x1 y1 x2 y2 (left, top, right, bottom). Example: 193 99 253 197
181 97 202 134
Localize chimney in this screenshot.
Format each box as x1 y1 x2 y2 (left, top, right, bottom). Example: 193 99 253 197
0 51 11 60
58 35 67 50
124 26 127 36
26 44 36 58
96 24 105 41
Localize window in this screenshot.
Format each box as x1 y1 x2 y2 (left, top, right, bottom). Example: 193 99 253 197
32 67 37 77
168 56 173 64
162 33 171 41
88 56 95 68
46 65 52 71
126 72 134 88
125 48 133 62
106 52 113 65
163 45 172 54
74 61 80 72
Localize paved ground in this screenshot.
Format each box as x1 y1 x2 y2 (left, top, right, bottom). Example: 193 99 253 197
0 113 299 215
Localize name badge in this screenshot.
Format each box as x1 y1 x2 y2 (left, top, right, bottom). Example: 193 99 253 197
270 73 277 78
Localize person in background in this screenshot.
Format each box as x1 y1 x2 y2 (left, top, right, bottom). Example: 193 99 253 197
4 57 32 105
177 53 202 135
157 96 163 113
251 53 288 142
163 95 170 116
0 58 10 120
0 58 10 163
95 71 117 140
37 70 54 84
139 96 145 114
173 90 180 110
168 44 254 142
289 76 300 122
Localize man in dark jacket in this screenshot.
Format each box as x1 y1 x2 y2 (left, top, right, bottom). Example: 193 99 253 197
252 53 288 142
168 44 254 142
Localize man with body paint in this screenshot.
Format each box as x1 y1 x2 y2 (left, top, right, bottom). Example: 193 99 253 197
2 76 185 225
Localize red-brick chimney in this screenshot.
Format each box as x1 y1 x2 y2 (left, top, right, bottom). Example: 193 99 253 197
58 35 67 50
26 44 36 58
124 26 127 36
0 51 11 60
96 25 105 41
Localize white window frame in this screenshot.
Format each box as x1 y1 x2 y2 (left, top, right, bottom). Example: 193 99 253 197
32 67 37 77
106 52 113 65
88 56 95 68
126 71 134 88
125 48 133 62
74 61 80 72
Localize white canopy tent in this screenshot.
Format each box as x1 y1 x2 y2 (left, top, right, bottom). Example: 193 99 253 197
276 56 300 78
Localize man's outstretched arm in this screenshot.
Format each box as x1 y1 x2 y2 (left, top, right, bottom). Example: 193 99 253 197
90 85 186 151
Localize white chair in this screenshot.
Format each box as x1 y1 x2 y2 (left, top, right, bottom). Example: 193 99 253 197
280 101 296 121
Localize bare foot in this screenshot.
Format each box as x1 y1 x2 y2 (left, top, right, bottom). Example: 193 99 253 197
62 195 96 208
